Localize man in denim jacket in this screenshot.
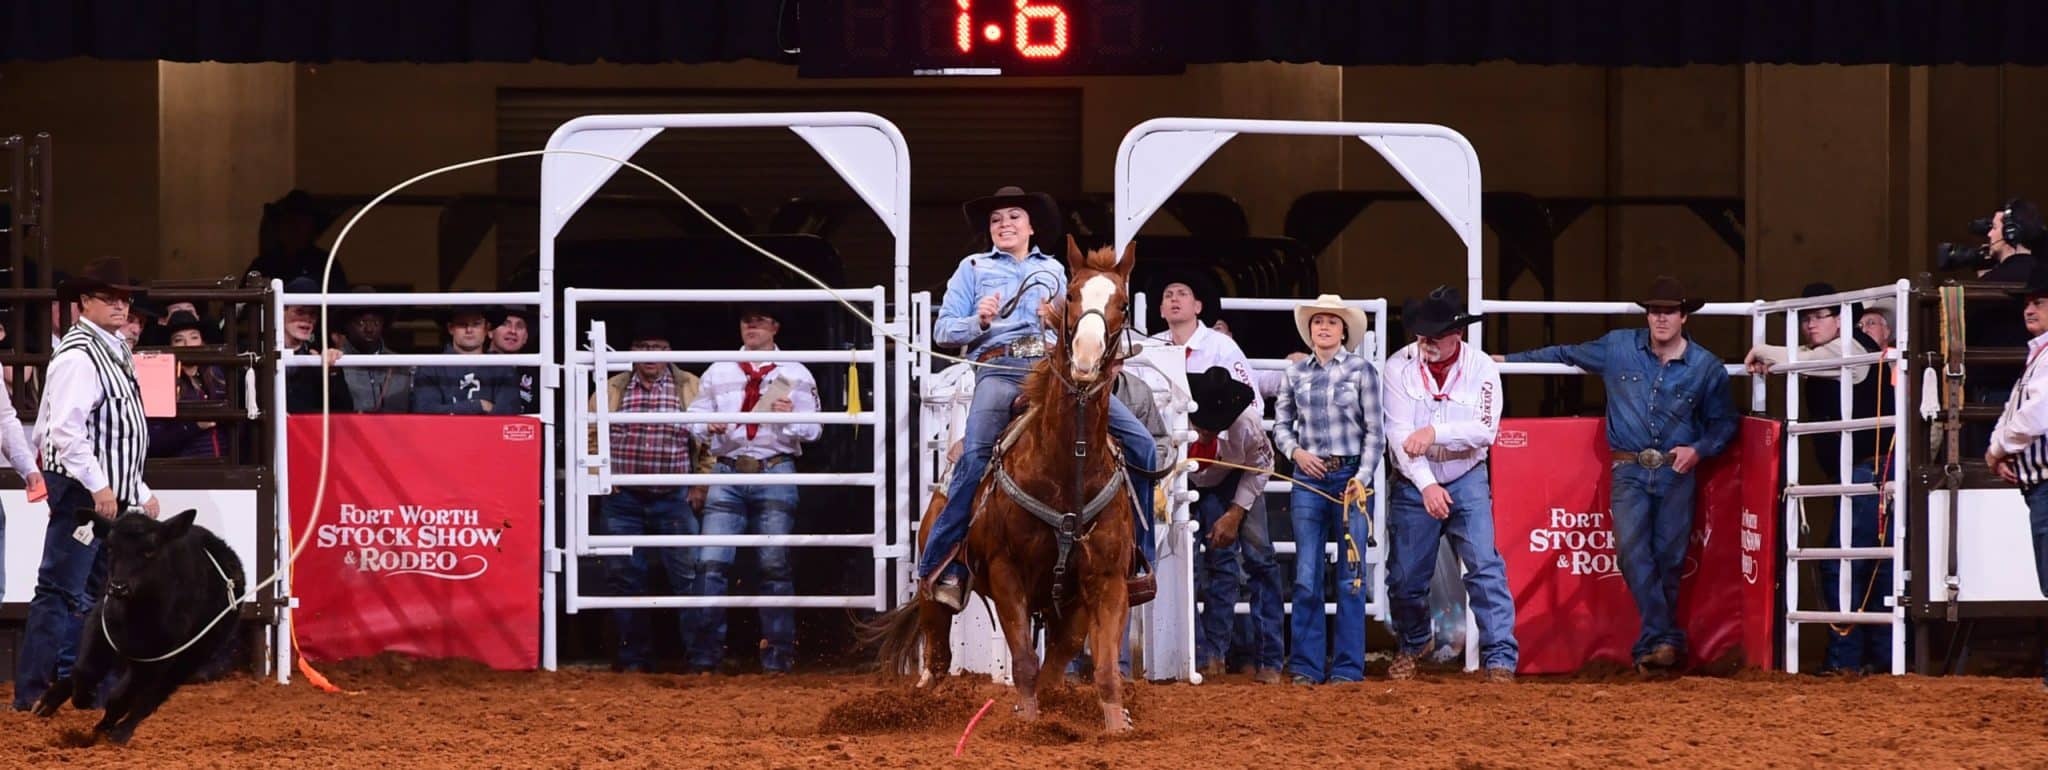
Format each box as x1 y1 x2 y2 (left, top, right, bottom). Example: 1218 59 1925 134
1500 276 1737 673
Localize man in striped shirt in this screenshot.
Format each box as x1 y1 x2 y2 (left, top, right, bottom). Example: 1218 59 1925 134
1273 294 1384 684
12 258 160 711
1985 259 2048 689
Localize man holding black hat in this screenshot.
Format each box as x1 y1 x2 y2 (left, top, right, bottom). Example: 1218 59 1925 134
587 316 712 673
1384 286 1517 682
918 185 1159 611
1744 282 1895 674
490 305 538 414
1500 276 1737 674
338 286 411 413
686 304 820 674
13 257 159 710
1184 367 1276 681
412 306 519 415
1983 258 2048 690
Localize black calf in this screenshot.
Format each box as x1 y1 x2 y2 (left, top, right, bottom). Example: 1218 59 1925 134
32 509 245 745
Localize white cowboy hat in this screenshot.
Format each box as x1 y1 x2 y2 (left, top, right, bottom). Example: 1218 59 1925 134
1293 294 1371 351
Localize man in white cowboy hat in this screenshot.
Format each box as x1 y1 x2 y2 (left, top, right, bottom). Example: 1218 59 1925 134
1499 275 1737 675
1272 294 1383 684
917 185 1158 612
1381 286 1518 683
13 256 160 711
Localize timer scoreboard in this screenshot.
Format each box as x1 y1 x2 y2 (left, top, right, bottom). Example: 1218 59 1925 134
799 0 1182 77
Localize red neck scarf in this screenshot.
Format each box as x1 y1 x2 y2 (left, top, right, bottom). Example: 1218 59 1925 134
739 362 778 439
1422 343 1461 400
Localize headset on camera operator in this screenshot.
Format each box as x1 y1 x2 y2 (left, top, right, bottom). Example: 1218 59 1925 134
1947 199 2046 456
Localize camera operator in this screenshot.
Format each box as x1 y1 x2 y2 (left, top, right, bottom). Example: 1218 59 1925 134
1951 199 2045 456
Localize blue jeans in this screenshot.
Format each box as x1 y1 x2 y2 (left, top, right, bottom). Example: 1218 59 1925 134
698 459 799 673
599 488 702 672
12 473 108 709
1388 466 1519 670
1610 462 1698 660
1229 496 1285 672
2026 483 2048 684
916 357 1157 579
1286 462 1370 683
1193 472 1245 668
1814 462 1893 673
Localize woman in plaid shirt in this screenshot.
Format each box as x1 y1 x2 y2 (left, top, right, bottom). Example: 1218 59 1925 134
1272 295 1384 685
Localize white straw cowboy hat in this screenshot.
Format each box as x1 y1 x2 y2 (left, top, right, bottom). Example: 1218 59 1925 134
1293 294 1371 351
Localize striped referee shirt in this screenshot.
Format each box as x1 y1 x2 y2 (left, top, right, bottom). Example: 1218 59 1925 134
1992 330 2048 488
37 320 151 506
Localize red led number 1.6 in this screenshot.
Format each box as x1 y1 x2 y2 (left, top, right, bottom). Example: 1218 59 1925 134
955 0 1070 59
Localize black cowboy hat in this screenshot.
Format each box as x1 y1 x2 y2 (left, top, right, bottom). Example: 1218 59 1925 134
1188 366 1255 434
1154 268 1224 325
1401 285 1484 339
962 185 1060 236
57 257 144 303
1798 281 1865 319
1637 275 1707 315
163 309 209 338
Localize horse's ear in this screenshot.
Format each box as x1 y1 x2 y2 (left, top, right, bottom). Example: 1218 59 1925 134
1065 233 1082 266
1115 240 1136 280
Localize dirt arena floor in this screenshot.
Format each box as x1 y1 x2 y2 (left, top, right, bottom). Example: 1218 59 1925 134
5 656 2048 768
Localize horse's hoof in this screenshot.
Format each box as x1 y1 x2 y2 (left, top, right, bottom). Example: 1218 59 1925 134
1011 702 1040 721
915 669 933 689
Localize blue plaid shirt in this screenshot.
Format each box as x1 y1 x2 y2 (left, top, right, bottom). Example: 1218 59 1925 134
934 247 1066 361
1273 348 1384 483
1506 328 1737 458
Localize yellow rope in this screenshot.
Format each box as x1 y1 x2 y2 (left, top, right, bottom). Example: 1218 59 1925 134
1169 456 1373 587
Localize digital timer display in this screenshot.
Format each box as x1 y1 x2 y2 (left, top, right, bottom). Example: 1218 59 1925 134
800 0 1182 78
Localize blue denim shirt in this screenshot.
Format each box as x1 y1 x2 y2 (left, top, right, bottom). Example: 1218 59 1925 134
935 247 1066 360
1507 328 1737 458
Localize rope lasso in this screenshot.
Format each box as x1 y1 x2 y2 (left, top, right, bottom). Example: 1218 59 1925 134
1166 456 1376 582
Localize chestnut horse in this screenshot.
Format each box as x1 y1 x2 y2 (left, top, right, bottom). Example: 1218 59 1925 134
872 236 1140 732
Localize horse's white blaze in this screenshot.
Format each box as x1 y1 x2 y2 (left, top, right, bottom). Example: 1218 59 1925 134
1071 275 1115 377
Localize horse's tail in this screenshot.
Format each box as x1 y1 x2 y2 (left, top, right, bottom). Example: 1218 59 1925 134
857 599 927 677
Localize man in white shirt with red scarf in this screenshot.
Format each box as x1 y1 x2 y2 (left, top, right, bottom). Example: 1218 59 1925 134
1382 286 1518 683
687 305 820 674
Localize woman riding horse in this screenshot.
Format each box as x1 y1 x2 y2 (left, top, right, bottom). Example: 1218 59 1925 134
917 186 1157 611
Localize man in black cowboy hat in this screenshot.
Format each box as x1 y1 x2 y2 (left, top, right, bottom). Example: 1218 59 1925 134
1985 258 2048 690
488 305 538 414
338 286 411 413
1743 281 1896 674
412 305 519 415
1384 286 1518 682
1501 275 1737 675
919 185 1159 611
1183 367 1276 681
13 256 160 710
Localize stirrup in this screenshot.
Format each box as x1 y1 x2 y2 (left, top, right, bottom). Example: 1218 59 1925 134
1126 572 1157 607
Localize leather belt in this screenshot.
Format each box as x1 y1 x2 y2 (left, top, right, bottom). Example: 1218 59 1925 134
719 454 795 474
1424 446 1481 463
975 336 1051 363
1612 449 1668 469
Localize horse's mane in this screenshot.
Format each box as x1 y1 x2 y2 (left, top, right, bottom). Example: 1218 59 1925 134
1076 244 1120 273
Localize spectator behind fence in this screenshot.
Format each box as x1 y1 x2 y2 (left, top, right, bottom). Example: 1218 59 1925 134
1273 294 1383 685
1984 258 2048 690
338 287 411 413
139 300 204 348
489 305 538 414
1965 199 2043 456
687 305 820 675
1858 300 1895 349
1500 276 1737 675
1383 287 1518 683
1184 367 1277 683
588 318 712 674
148 311 229 459
281 277 353 414
411 307 518 415
1744 282 1896 675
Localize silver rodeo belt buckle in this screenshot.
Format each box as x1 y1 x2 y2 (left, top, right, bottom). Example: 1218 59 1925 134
1636 448 1667 469
1011 337 1046 358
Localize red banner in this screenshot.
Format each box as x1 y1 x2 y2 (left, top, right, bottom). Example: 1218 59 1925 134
288 415 542 670
1492 417 1781 673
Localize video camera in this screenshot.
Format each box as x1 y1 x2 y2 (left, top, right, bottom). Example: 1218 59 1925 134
1934 216 1994 271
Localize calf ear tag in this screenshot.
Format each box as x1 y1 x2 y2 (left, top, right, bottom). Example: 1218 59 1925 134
72 524 94 546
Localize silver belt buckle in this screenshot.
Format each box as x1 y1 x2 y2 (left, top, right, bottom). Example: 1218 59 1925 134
1011 337 1046 358
1636 448 1667 469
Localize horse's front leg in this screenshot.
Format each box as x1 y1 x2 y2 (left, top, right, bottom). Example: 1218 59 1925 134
1087 572 1134 733
985 564 1042 720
